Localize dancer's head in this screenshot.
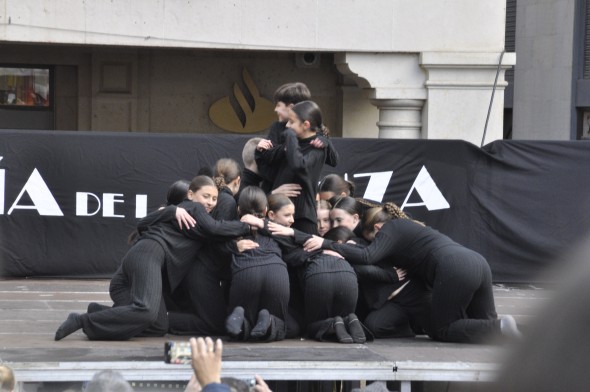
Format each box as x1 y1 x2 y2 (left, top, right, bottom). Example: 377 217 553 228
188 175 218 213
319 174 355 201
362 202 411 241
267 194 295 227
273 82 311 122
237 186 267 219
329 196 362 231
287 100 329 139
213 158 241 195
316 199 332 236
166 179 190 206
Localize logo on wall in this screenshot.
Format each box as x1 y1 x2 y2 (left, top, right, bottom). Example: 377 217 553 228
209 68 275 133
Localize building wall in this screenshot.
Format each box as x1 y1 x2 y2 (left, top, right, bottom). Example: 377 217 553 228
512 0 576 140
0 0 506 52
0 1 510 143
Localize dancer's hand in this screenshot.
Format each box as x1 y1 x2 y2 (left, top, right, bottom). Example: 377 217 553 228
272 183 301 198
253 375 272 392
236 239 259 253
395 267 407 281
303 235 324 252
310 138 326 149
268 221 294 237
241 214 264 229
176 207 196 229
189 337 223 387
257 139 273 151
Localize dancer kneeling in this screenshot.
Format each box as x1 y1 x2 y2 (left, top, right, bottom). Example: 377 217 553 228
55 176 261 341
225 186 290 342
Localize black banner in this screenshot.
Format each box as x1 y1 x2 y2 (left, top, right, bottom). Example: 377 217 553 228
1 130 589 282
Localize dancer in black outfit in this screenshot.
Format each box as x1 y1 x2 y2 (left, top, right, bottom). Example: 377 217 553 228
304 203 521 343
328 196 430 338
256 100 331 235
267 205 364 343
168 158 242 335
225 186 290 342
54 176 261 341
211 158 240 221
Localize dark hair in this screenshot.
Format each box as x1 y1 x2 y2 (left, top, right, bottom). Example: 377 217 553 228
319 174 355 197
166 180 190 206
197 165 214 177
323 226 354 243
238 186 267 218
213 158 241 190
273 82 311 105
329 196 362 217
291 100 330 136
189 175 216 192
267 193 293 214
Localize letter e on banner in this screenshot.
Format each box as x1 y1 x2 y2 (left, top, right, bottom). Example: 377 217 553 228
401 166 450 211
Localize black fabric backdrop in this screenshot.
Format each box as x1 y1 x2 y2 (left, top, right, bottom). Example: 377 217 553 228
1 130 589 282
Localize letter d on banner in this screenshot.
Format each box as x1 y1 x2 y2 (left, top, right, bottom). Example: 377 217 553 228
76 192 101 216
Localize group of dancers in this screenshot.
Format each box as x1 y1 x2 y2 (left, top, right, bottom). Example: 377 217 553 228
55 82 521 344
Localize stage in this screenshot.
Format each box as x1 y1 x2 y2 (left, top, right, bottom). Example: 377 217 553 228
0 279 550 391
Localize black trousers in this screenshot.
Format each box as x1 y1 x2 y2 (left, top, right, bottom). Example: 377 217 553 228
364 279 430 338
428 248 499 343
168 261 228 336
304 271 358 340
80 239 168 340
228 263 290 341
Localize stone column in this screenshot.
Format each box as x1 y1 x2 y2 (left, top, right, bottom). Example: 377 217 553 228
370 99 423 139
335 53 427 139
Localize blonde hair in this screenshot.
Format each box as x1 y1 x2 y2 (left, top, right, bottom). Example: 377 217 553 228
0 365 15 392
361 200 423 234
242 137 262 169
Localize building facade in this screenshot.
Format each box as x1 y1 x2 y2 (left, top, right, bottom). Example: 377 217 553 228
507 0 590 140
0 0 513 145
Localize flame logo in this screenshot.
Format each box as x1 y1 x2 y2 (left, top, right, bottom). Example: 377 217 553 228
209 68 276 133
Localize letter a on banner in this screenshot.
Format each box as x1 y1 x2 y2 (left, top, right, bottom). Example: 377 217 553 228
7 169 64 216
401 166 450 211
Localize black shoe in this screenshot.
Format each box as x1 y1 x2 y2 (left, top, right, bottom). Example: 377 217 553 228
87 302 110 313
226 306 245 338
345 313 366 343
251 309 271 338
55 313 82 341
333 316 353 343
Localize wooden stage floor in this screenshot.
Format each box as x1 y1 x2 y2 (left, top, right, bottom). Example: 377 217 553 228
0 279 551 390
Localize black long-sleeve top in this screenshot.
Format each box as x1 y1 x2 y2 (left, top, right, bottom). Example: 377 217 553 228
235 168 265 200
231 233 287 273
266 121 339 167
211 187 238 221
322 218 466 287
256 130 326 228
137 201 251 290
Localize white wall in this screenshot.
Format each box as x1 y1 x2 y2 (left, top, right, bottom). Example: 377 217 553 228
0 0 506 52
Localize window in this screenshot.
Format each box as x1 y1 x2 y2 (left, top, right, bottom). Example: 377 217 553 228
0 66 52 108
